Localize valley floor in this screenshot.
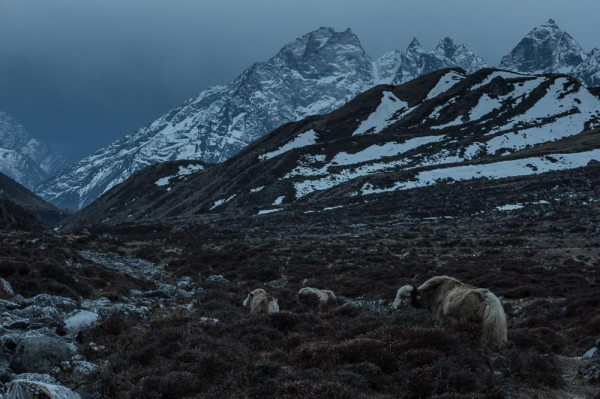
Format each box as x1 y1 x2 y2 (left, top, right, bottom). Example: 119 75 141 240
1 193 600 398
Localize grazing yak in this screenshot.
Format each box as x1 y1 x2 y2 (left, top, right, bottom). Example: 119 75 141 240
243 289 279 314
392 276 507 346
298 287 336 304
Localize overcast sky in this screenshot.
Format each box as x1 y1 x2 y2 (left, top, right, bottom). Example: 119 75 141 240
1 0 599 162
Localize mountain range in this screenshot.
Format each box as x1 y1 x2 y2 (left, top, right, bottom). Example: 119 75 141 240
31 20 600 211
63 67 600 228
36 29 488 210
0 110 65 190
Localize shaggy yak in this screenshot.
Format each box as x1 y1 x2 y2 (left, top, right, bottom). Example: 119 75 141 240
243 289 279 314
298 287 336 304
392 276 507 346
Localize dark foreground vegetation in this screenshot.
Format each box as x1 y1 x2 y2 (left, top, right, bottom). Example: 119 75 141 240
3 197 598 398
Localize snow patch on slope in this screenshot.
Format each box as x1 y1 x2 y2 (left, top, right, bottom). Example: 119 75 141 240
210 194 236 210
425 71 465 100
154 164 205 187
361 149 600 195
289 135 446 198
259 130 318 160
353 92 409 136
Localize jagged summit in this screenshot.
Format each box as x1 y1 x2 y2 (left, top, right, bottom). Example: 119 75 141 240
435 37 458 58
408 37 423 50
499 19 586 75
499 19 600 88
389 37 487 85
275 27 367 62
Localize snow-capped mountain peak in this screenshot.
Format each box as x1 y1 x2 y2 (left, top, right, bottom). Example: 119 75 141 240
434 37 459 58
499 18 600 88
407 37 424 52
0 110 65 190
391 37 487 85
274 27 367 65
499 19 586 75
575 47 600 87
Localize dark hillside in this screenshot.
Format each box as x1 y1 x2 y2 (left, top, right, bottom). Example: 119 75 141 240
0 172 70 227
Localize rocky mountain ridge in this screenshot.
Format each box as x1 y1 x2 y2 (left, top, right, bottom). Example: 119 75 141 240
0 110 65 190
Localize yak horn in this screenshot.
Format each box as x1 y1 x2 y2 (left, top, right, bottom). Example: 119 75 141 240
412 274 420 289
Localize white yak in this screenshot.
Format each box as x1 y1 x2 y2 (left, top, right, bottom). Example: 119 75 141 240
243 288 279 314
392 276 507 346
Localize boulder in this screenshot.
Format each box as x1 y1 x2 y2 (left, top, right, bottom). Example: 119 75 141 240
177 277 193 290
0 313 29 330
0 278 15 299
12 373 56 384
18 306 64 330
206 275 230 284
96 304 150 322
11 337 73 374
0 346 11 382
580 360 600 383
63 311 100 336
58 360 99 376
0 300 20 311
582 347 598 360
80 298 111 311
22 295 77 313
5 379 80 399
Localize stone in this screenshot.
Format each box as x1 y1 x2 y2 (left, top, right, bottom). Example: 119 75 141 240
5 380 81 399
177 277 193 290
96 304 150 322
206 275 230 284
58 360 99 376
0 300 20 311
12 373 56 384
11 337 73 374
582 347 598 359
23 295 77 313
0 313 29 330
580 360 600 383
63 311 100 336
0 279 14 299
80 298 111 310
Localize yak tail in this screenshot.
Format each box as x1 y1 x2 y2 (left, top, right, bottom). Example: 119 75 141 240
482 292 508 346
268 300 280 314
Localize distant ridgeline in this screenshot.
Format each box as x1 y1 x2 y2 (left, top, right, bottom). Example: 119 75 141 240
64 67 600 229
